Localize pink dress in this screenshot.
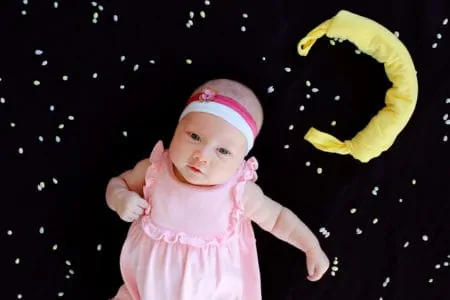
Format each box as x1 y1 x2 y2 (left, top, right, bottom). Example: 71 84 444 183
112 140 262 300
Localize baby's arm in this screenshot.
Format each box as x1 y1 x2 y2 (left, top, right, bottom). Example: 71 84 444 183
242 181 330 281
105 159 150 221
242 181 319 252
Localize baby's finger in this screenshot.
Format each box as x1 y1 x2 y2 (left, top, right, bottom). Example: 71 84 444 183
132 206 144 216
137 197 149 209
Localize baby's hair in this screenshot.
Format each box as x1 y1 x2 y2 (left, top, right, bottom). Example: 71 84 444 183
192 78 264 132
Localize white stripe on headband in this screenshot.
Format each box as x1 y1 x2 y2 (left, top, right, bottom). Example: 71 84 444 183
179 101 255 152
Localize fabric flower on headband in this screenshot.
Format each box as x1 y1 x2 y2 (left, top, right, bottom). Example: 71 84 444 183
199 88 217 102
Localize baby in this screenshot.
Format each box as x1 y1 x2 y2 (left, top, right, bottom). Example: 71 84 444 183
106 79 330 300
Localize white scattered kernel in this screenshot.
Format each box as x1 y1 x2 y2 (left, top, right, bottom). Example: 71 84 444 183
331 271 336 276
444 135 448 142
394 31 400 37
241 26 246 32
284 144 290 149
92 18 98 24
62 75 68 81
412 179 417 185
267 86 274 93
93 12 99 19
39 226 44 234
356 228 362 235
299 105 305 111
50 105 55 111
311 87 319 93
0 97 5 103
242 13 248 18
98 5 103 11
91 1 97 6
149 59 155 64
446 98 450 104
305 161 311 167
317 167 323 174
428 278 434 283
200 11 206 18
21 10 27 15
446 120 450 125
120 85 125 90
350 208 357 214
306 80 311 87
18 147 24 154
66 260 71 266
17 294 22 299
53 244 58 250
444 113 448 120
319 227 326 233
189 11 194 18
355 49 362 54
68 269 75 275
444 262 449 267
7 230 13 235
185 59 192 64
306 94 311 99
120 55 126 62
331 120 337 126
330 39 336 46
373 218 379 224
432 42 438 48
204 0 210 5
399 198 403 203
331 266 338 271
55 136 61 143
53 178 58 184
288 125 294 130
33 80 41 86
422 235 428 241
65 275 70 279
23 0 29 4
54 2 59 8
325 232 330 238
35 49 44 55
68 115 75 120
284 67 291 72
10 122 16 127
133 64 139 71
113 15 119 22
437 33 442 39
334 95 340 101
97 244 102 251
58 292 64 297
261 56 266 61
15 258 20 264
435 264 441 269
42 60 48 66
122 131 128 137
443 18 448 25
58 124 64 129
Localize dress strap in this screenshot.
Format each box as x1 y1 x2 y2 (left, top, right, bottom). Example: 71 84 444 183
143 140 165 214
231 156 259 220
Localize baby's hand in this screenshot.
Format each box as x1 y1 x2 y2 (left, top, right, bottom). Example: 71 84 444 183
115 190 149 222
305 245 330 281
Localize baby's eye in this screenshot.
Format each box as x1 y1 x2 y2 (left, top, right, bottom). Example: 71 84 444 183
218 148 230 155
190 133 200 141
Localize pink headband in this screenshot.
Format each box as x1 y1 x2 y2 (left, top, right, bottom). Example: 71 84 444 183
179 88 258 152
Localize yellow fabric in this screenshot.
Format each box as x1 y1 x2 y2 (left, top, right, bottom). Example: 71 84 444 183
297 10 418 163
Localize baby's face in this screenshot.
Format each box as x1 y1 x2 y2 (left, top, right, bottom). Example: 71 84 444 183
169 112 248 186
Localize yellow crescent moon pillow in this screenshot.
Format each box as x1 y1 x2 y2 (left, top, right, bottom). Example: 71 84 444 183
298 10 418 163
